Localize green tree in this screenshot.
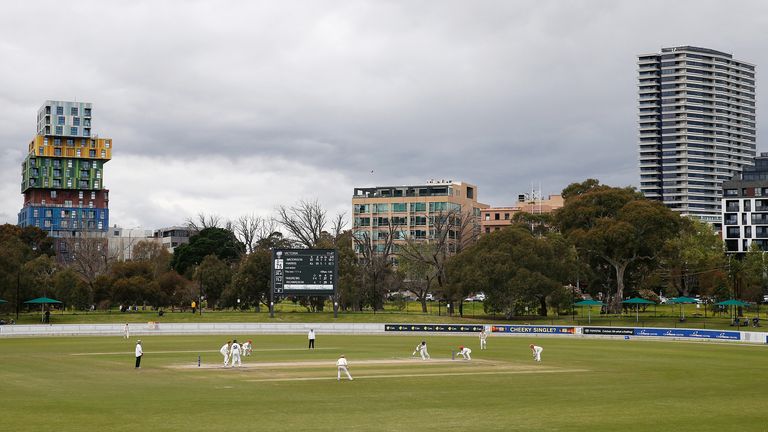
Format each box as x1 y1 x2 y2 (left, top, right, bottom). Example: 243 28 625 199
656 218 726 297
195 254 232 308
228 249 271 310
556 181 681 313
172 227 245 275
447 227 575 318
51 268 91 310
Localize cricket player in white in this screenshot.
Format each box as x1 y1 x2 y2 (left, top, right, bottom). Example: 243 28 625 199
123 323 130 339
457 346 472 360
230 340 242 367
479 328 488 350
336 354 353 381
242 340 253 356
530 344 543 362
220 341 231 367
417 341 430 360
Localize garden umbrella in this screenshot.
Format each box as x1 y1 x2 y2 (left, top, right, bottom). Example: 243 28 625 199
24 297 62 323
715 299 750 322
622 298 656 322
0 299 7 304
574 299 604 324
669 297 697 320
715 299 750 307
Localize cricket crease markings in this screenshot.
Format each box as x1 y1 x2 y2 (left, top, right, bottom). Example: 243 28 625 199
244 369 590 382
71 347 340 356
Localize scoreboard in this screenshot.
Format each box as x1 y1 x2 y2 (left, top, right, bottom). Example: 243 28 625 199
271 249 338 296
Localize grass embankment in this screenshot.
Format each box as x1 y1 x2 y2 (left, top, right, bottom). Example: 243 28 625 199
2 302 765 330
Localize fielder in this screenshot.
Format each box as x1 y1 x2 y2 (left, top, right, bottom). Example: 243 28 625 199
230 339 242 367
530 344 543 362
457 346 472 360
242 340 253 356
479 328 488 350
336 354 353 381
220 340 232 367
123 323 130 339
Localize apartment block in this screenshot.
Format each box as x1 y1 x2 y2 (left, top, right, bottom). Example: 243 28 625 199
18 101 113 256
722 153 768 253
638 46 756 224
351 180 488 255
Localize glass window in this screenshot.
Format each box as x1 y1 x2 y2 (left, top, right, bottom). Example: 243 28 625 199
56 106 63 115
55 126 63 135
58 116 65 125
73 117 80 126
374 203 389 213
392 203 407 212
70 127 78 135
71 107 78 116
429 202 447 212
409 202 426 212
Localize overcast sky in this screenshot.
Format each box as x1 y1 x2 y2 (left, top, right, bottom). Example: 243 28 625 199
1 0 766 230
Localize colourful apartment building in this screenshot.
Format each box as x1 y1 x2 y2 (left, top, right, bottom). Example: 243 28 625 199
18 101 113 255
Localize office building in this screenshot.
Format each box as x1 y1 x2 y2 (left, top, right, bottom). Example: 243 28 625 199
18 101 113 257
638 46 756 224
480 194 563 234
107 226 156 261
153 225 197 252
722 153 768 252
352 180 488 255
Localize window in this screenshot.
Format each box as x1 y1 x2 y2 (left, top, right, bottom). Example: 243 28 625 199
70 127 78 135
90 191 96 199
71 107 78 116
484 214 490 221
494 213 500 220
50 190 57 198
55 126 63 135
58 116 65 125
78 191 83 199
409 202 426 212
73 117 80 126
374 203 389 213
84 108 91 116
429 202 447 212
485 227 490 234
504 213 510 220
56 106 63 115
392 203 407 212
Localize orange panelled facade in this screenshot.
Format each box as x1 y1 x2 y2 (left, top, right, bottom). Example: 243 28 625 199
27 135 113 160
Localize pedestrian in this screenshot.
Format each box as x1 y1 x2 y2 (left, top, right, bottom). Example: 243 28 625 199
308 329 316 349
230 339 242 367
44 310 51 324
124 323 130 339
530 344 543 362
457 346 472 360
242 340 253 356
220 340 232 367
336 354 353 381
480 328 489 350
135 340 143 368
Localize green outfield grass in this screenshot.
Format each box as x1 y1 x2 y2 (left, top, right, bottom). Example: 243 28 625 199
1 334 766 431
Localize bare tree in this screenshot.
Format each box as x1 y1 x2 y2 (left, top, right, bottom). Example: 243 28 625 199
276 200 328 248
398 208 480 315
60 231 117 293
331 212 348 240
234 214 263 254
186 213 224 232
353 220 400 311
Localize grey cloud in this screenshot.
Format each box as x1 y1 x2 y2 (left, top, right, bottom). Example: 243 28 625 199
1 0 766 226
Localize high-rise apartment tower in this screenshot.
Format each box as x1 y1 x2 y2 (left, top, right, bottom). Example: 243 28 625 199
638 46 756 224
18 101 113 256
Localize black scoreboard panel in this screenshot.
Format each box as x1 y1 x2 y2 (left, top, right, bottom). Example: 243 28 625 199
272 249 337 296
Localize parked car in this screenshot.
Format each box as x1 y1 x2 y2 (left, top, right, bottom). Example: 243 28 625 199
425 293 435 302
